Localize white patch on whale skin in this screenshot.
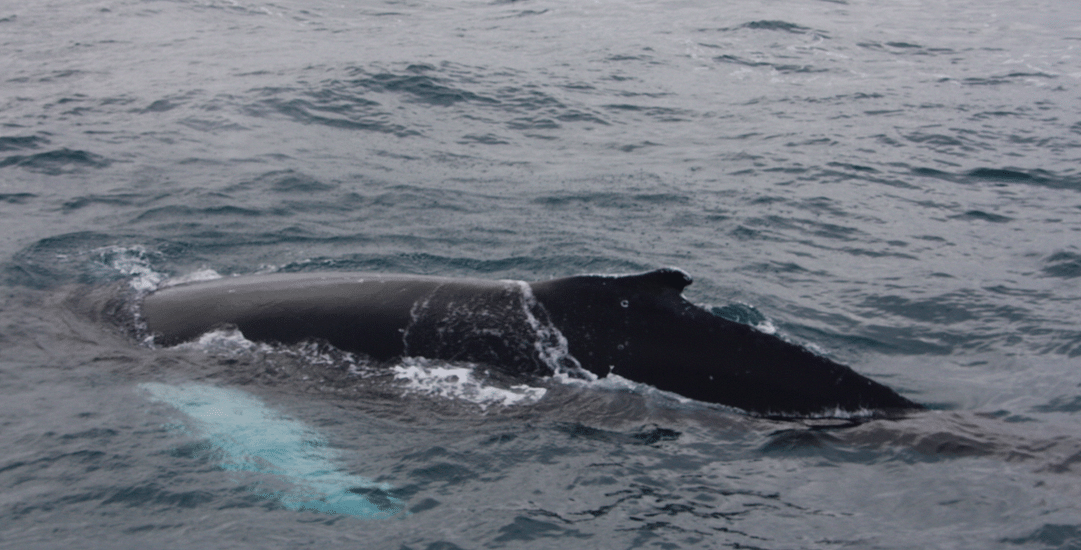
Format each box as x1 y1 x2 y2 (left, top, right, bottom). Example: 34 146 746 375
140 382 401 518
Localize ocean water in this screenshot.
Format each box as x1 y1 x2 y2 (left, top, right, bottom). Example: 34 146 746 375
2 0 1081 547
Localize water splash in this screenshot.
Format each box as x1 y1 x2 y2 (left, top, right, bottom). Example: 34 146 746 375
392 358 546 409
140 382 402 518
512 280 590 379
92 245 166 292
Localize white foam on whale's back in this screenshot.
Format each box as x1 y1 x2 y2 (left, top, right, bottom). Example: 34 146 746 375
391 357 547 410
510 280 591 380
159 268 223 287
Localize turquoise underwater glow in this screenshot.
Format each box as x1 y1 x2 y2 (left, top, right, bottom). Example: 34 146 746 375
140 383 401 518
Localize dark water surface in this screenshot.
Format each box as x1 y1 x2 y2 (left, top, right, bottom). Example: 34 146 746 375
2 0 1081 548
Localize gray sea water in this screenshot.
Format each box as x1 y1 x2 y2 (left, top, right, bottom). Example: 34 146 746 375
2 0 1081 548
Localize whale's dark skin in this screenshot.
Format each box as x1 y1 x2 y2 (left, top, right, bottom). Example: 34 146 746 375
141 268 922 417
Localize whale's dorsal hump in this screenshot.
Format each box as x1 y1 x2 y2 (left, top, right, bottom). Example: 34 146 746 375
620 267 692 294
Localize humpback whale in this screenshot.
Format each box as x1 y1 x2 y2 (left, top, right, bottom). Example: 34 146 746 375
141 268 921 417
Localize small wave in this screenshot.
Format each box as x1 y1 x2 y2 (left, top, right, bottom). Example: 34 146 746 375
1041 251 1081 279
132 204 264 223
1002 524 1081 549
143 98 180 113
350 70 499 107
857 41 955 56
710 303 776 334
557 423 681 446
246 88 416 136
533 191 689 209
458 133 511 145
506 116 560 130
240 63 616 139
712 54 828 74
0 192 35 204
244 169 334 193
62 193 143 212
601 104 690 122
949 210 1012 223
704 20 821 36
960 72 1057 86
0 148 110 175
3 233 192 291
1031 395 1081 413
909 166 1081 191
0 135 48 151
738 20 814 34
968 167 1044 182
859 294 978 325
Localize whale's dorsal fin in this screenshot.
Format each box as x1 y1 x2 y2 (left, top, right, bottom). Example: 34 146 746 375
532 268 693 297
622 267 692 293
